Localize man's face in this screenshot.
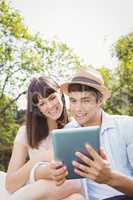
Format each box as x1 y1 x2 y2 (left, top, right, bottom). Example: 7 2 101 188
69 91 102 126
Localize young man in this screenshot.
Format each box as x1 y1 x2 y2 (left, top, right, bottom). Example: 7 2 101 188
52 67 133 200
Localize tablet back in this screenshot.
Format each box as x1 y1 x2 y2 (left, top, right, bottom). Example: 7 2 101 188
52 126 100 179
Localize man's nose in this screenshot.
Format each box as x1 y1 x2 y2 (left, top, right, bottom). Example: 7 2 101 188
75 101 82 111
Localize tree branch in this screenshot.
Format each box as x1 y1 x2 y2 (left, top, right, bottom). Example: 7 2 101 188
0 66 21 99
0 90 26 114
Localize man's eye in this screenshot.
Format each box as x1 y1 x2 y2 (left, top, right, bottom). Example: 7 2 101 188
70 99 76 103
82 99 91 103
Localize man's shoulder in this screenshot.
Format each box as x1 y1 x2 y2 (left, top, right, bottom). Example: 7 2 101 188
64 119 80 129
103 112 133 144
111 114 133 124
102 111 133 131
104 111 133 122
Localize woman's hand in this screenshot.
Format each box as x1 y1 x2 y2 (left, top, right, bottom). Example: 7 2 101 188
50 161 68 186
72 144 113 185
34 160 68 185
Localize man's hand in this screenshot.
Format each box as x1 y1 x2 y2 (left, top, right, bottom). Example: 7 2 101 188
50 161 68 186
72 144 113 184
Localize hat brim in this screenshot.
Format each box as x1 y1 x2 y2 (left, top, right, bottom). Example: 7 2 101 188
60 81 111 102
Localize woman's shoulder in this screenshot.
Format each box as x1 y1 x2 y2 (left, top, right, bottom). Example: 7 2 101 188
14 125 27 146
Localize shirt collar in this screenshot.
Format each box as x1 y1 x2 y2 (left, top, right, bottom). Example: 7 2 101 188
71 111 116 134
100 111 116 135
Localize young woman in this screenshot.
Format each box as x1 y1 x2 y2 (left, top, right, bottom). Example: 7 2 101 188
6 76 84 200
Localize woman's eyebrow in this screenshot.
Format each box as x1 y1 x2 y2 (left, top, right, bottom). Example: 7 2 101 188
48 93 56 100
38 100 45 105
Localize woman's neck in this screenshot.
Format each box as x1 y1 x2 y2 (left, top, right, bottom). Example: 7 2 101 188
47 118 57 132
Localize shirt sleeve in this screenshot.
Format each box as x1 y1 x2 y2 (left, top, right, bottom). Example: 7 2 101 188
121 116 133 169
14 125 28 147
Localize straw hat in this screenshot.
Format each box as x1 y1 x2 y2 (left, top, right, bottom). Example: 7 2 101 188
60 67 111 102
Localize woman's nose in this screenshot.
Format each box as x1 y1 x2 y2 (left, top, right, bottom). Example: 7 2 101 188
47 101 54 109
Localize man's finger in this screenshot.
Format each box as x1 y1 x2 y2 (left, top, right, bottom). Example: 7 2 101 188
74 151 93 167
99 147 107 160
85 144 101 162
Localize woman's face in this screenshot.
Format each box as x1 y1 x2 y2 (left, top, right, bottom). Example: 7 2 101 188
37 92 63 120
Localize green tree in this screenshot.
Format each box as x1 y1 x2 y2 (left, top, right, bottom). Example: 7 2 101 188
112 32 133 115
0 0 81 115
99 32 133 116
0 0 81 170
0 0 44 114
97 66 115 114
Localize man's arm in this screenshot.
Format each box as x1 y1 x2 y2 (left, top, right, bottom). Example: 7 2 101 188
72 144 133 197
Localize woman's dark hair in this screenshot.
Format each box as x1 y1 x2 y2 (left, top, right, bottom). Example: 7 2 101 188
26 76 68 148
68 83 103 102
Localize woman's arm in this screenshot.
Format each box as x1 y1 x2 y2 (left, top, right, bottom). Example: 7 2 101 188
33 160 84 195
8 179 84 200
5 144 52 193
5 143 29 193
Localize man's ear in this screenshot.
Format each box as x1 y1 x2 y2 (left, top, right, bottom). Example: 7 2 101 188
98 96 103 106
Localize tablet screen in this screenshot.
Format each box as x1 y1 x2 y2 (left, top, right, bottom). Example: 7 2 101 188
52 126 100 179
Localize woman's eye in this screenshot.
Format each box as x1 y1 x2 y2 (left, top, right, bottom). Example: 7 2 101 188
39 102 45 106
49 95 56 101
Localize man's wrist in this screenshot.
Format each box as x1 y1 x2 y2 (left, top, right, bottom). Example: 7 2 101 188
106 170 124 188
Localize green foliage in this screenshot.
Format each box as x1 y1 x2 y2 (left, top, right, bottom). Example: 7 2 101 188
0 0 81 171
99 32 133 116
41 39 81 82
0 145 12 171
0 0 31 39
114 32 133 65
111 32 133 115
0 0 80 113
0 95 19 145
2 0 133 171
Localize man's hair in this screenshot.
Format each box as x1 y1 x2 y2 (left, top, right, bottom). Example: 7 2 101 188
68 83 103 102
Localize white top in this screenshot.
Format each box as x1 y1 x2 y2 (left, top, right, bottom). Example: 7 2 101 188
14 125 53 159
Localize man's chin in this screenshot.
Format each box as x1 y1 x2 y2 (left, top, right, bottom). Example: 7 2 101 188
76 118 88 126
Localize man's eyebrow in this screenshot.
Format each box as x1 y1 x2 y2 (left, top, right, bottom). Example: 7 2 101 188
69 97 91 99
81 97 91 100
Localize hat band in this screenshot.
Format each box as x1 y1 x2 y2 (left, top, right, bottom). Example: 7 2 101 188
72 76 101 86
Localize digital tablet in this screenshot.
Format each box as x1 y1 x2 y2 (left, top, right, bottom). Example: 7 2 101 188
51 126 100 179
